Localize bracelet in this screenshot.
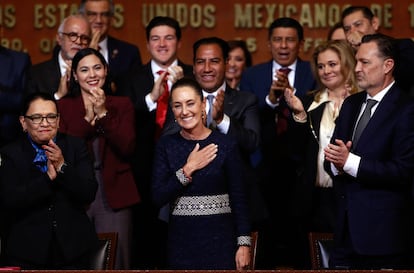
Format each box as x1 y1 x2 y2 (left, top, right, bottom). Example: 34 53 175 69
237 235 252 247
175 168 191 186
57 162 68 174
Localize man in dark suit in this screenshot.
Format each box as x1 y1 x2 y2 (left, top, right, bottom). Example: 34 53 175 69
341 5 414 94
79 0 142 93
325 34 414 269
192 36 266 256
26 14 91 98
0 46 31 148
117 16 192 269
239 17 317 269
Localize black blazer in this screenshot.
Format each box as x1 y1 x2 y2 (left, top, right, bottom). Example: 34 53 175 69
26 47 61 96
0 133 98 265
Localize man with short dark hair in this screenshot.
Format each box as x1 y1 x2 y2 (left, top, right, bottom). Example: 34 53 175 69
325 33 414 270
341 5 414 94
240 17 317 269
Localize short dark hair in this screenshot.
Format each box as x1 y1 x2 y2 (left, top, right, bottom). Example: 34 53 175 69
192 37 229 63
21 92 58 116
341 6 375 22
361 33 397 61
170 77 203 105
145 16 181 41
79 0 114 15
268 17 304 41
227 40 252 67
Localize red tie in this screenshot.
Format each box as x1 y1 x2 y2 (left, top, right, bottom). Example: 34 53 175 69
155 70 169 139
276 67 292 136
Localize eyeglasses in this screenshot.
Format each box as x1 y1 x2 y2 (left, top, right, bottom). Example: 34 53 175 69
25 114 59 124
60 32 91 45
85 11 112 20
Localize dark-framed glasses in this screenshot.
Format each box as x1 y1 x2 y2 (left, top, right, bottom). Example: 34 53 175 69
60 32 91 45
25 114 59 124
85 10 112 20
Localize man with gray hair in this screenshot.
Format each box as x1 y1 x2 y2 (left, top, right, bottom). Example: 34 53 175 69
26 14 91 99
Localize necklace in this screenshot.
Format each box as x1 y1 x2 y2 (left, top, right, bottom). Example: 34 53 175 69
180 129 211 140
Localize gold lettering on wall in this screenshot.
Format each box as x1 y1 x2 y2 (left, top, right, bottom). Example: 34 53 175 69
34 4 79 29
112 4 124 28
141 3 216 28
0 5 16 28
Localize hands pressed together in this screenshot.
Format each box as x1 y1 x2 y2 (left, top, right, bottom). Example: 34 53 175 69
150 65 184 102
324 139 352 172
268 70 292 104
84 87 108 126
43 139 65 180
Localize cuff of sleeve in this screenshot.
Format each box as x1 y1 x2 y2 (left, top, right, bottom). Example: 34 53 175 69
237 235 252 246
265 95 279 109
216 114 230 134
343 152 360 178
145 93 157 112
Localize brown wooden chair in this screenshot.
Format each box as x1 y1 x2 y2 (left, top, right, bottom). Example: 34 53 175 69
90 232 118 270
308 232 334 269
248 231 259 270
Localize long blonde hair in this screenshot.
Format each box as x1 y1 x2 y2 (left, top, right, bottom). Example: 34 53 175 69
310 40 358 102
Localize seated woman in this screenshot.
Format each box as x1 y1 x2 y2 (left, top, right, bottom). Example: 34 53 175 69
0 92 98 269
152 78 251 270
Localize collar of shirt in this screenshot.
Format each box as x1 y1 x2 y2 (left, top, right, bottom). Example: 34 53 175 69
98 37 109 63
58 51 70 77
202 82 226 112
272 60 297 86
363 80 394 115
308 89 330 112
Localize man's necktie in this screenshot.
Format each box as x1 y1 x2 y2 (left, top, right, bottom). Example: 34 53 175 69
206 95 215 128
155 70 169 139
352 99 378 147
276 67 292 136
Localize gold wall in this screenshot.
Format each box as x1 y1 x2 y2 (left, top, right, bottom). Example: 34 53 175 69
1 0 414 65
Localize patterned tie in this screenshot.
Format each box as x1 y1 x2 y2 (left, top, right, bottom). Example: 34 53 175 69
276 67 292 136
155 70 169 139
352 99 378 148
206 95 215 128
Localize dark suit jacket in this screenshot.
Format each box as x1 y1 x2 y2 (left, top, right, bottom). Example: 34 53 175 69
239 59 317 175
393 38 414 93
239 59 317 107
26 47 61 96
327 84 414 255
57 95 140 209
0 133 98 265
106 35 142 94
0 47 31 147
118 61 193 200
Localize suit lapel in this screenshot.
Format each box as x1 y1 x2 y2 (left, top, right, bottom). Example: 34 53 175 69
354 86 400 148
